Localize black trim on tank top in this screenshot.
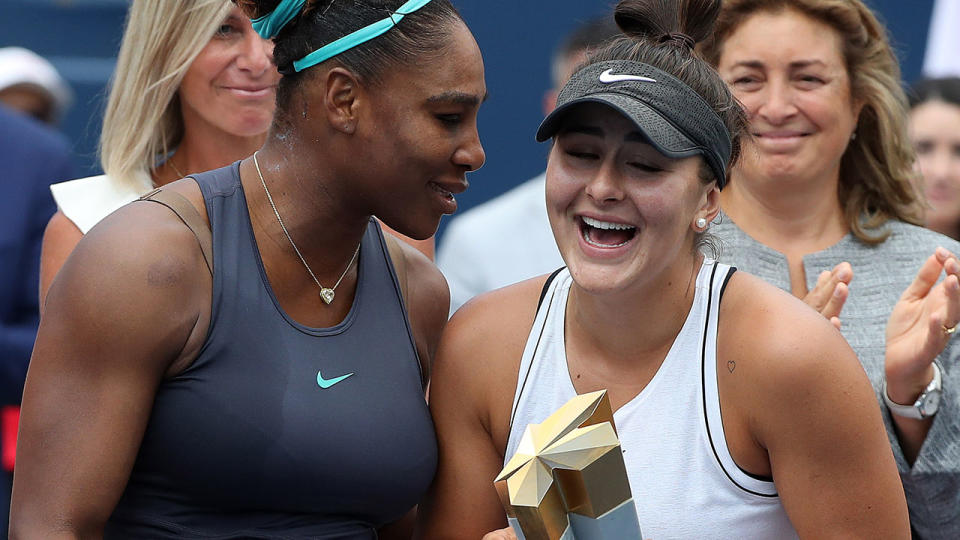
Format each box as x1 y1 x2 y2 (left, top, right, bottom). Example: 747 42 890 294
719 266 736 298
700 263 779 497
537 267 566 310
716 266 772 483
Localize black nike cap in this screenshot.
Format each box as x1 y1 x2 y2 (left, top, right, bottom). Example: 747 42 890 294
536 60 732 189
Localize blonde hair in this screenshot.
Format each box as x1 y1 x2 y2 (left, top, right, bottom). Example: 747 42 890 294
99 0 233 191
701 0 925 244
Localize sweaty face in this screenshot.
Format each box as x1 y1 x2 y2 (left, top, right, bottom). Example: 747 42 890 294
717 9 861 187
179 7 279 139
910 100 960 235
358 20 487 240
546 103 715 295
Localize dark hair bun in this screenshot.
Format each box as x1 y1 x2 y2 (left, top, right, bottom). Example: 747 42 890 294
614 0 721 48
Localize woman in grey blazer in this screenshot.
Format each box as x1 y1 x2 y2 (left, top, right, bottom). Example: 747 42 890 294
702 1 959 537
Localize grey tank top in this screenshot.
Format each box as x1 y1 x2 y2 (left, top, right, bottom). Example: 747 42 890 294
107 162 437 539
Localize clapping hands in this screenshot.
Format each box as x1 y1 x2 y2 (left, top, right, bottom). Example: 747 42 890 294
885 247 960 403
804 262 853 329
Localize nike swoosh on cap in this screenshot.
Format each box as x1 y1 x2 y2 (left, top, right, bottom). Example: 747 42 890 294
598 68 658 84
317 370 354 389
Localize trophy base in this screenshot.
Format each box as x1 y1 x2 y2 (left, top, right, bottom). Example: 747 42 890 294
569 499 642 538
507 499 642 540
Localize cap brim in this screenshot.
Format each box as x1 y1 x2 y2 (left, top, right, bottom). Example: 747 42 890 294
535 93 704 161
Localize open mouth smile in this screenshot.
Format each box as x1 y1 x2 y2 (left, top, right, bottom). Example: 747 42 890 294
580 216 637 248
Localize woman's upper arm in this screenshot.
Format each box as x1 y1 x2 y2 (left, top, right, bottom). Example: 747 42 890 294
726 278 910 538
415 307 513 538
38 210 83 312
416 281 542 539
11 205 208 538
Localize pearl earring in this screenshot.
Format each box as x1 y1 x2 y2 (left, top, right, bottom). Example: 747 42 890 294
696 217 707 229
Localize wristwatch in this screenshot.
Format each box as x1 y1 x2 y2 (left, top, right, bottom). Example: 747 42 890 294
884 363 942 419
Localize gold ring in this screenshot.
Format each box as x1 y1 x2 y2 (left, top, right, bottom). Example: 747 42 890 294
944 324 958 336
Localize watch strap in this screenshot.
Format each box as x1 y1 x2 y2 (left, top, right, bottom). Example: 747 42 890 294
883 363 942 419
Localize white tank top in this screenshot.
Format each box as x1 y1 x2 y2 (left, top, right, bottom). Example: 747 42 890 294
505 260 798 539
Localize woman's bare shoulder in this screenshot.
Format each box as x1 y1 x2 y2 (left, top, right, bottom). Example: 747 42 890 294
717 270 872 425
430 273 553 456
44 195 213 368
720 271 858 371
42 209 84 263
445 274 551 357
434 274 551 403
715 272 906 535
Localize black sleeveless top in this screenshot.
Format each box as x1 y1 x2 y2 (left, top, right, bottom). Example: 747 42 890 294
106 162 437 539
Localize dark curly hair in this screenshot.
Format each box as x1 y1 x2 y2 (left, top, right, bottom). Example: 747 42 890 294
234 1 462 110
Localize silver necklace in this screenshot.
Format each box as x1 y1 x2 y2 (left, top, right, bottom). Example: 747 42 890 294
253 151 360 305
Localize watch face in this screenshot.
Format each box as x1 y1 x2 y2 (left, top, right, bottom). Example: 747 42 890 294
920 391 941 416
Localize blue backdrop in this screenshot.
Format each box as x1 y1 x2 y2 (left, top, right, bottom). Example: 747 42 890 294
1 0 938 239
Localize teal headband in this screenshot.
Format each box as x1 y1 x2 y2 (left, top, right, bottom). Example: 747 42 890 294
251 0 306 40
292 0 434 72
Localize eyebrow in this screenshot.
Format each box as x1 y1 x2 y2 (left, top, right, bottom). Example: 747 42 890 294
427 91 489 107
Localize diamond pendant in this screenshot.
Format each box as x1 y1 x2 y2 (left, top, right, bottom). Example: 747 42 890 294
320 288 335 305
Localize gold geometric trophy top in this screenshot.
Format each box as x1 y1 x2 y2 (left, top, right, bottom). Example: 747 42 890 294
495 390 634 540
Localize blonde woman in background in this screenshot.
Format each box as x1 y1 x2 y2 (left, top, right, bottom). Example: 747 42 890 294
39 0 278 306
701 0 960 536
910 77 960 241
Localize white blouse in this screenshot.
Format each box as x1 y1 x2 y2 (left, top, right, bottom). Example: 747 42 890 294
50 174 151 233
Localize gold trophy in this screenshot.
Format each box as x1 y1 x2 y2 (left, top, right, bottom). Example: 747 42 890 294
495 390 642 540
